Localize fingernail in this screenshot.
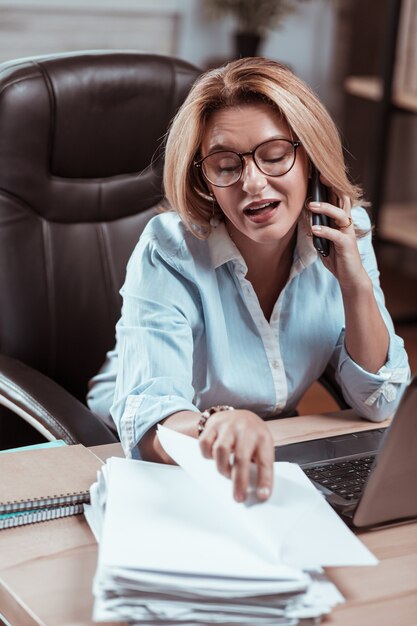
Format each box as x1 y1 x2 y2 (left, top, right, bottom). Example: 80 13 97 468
257 486 271 500
235 491 245 503
309 202 321 207
311 225 322 232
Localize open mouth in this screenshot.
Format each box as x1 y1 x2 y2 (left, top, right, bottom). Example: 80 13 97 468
243 201 280 216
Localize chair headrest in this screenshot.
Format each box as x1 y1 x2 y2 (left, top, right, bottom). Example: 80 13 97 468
0 51 200 222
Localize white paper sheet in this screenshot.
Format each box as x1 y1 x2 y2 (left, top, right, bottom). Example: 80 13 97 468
99 457 308 583
278 467 378 568
157 425 377 567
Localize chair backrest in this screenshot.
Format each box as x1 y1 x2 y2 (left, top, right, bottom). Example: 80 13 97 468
0 51 200 404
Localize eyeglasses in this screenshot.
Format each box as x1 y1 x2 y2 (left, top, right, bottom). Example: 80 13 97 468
194 138 301 188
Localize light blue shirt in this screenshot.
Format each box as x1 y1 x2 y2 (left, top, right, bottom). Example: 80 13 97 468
87 208 410 458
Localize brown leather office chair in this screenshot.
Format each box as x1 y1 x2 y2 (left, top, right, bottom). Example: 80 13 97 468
0 51 200 447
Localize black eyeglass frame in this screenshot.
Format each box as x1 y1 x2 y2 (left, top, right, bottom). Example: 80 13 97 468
194 138 302 188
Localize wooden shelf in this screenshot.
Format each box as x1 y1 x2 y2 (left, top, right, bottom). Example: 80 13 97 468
344 75 417 113
378 202 417 249
394 90 417 112
344 1 417 270
344 75 383 102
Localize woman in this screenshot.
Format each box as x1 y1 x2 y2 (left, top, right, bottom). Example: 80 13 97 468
88 57 410 503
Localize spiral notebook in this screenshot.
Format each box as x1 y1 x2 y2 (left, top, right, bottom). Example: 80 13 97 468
0 444 103 529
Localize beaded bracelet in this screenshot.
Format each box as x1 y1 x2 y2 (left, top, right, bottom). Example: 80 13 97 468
198 405 234 436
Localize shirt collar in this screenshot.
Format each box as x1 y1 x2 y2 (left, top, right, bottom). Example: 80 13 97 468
207 213 318 273
208 222 247 271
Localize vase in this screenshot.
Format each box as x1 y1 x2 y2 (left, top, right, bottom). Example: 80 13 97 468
233 32 262 58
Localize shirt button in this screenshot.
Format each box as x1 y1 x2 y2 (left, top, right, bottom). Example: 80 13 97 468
272 360 280 369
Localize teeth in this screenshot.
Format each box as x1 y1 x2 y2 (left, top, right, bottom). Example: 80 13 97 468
245 201 276 214
252 202 271 210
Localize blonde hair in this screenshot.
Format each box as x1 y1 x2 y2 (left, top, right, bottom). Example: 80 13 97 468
163 57 365 238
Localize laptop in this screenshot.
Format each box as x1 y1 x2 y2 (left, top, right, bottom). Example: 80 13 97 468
275 376 417 528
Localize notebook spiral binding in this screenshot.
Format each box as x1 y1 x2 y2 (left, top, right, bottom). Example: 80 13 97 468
0 491 89 514
0 503 85 530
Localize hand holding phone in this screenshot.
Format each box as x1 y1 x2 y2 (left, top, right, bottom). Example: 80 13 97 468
310 167 330 258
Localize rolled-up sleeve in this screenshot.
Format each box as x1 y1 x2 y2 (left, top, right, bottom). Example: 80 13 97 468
110 236 201 458
335 337 410 421
331 209 410 421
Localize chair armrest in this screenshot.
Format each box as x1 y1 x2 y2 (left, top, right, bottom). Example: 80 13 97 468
0 355 118 445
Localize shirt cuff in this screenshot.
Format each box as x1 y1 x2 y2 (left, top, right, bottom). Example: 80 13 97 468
363 366 410 406
338 338 410 414
117 393 199 459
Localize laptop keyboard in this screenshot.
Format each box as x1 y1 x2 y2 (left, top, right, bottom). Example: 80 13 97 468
304 455 376 500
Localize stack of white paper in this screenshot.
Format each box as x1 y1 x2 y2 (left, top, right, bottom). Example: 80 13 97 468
86 426 377 625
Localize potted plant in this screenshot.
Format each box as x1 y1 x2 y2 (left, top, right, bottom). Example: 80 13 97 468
204 0 313 58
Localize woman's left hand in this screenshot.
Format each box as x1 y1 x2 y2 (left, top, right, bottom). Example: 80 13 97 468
308 176 390 375
308 177 368 290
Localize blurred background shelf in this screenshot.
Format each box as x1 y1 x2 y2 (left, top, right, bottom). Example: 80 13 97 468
344 75 417 112
378 202 417 249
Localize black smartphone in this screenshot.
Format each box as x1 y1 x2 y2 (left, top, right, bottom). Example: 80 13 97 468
310 167 330 258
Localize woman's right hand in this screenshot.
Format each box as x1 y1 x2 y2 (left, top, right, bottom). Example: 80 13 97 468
198 409 274 503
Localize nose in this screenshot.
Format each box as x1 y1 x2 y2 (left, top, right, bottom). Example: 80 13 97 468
240 156 268 195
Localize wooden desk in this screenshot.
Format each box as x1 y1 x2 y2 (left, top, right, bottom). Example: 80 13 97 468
1 413 416 626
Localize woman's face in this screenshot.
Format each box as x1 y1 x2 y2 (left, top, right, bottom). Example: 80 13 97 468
200 103 309 252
